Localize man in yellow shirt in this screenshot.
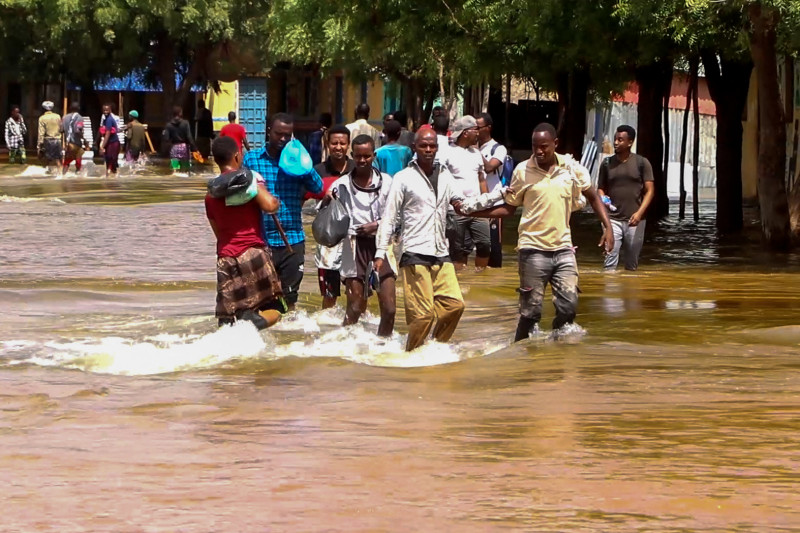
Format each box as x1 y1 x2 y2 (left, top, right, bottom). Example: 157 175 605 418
462 123 613 341
37 101 63 174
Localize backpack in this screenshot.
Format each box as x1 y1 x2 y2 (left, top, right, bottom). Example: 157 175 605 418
490 142 515 186
68 113 84 143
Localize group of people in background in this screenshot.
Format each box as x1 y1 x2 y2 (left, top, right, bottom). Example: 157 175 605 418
4 100 147 177
204 102 656 352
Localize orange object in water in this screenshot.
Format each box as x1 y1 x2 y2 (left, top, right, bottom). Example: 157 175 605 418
192 151 205 164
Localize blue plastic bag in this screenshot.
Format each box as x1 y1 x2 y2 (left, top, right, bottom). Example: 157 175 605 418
278 138 313 177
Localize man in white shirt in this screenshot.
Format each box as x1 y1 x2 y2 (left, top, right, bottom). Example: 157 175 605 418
477 112 508 268
446 115 491 271
327 135 396 337
374 129 465 351
346 103 381 150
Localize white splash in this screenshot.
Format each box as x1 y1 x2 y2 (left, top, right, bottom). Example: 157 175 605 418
22 321 268 375
0 194 65 204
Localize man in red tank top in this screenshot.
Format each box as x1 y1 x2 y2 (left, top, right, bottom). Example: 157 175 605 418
205 136 285 329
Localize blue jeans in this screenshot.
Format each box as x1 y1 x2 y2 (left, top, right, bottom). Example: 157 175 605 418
517 248 579 333
604 218 646 271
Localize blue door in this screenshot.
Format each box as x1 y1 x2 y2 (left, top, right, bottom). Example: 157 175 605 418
238 77 268 151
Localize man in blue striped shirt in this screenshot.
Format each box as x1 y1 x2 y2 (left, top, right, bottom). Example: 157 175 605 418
243 113 323 309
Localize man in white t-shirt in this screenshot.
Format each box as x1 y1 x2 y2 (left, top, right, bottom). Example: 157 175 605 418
446 115 490 271
326 134 396 337
477 113 508 268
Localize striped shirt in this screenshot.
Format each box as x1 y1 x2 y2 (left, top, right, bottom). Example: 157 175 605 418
243 145 323 247
5 117 26 149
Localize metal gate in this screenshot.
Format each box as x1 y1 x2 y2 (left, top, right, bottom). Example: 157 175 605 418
238 77 268 151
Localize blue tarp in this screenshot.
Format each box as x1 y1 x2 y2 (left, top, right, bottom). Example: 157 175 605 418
69 70 204 92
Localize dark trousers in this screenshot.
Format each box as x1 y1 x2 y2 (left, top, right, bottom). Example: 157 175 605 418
270 241 305 306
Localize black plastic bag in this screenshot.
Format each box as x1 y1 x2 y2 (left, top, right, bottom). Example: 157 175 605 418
207 169 253 199
312 185 351 247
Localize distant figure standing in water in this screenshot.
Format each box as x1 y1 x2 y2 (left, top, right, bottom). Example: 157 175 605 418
374 128 465 351
195 99 214 160
37 101 62 175
5 105 27 164
597 125 654 271
463 123 613 341
205 136 285 329
219 111 250 154
98 103 121 177
125 110 146 164
61 102 88 175
164 106 196 174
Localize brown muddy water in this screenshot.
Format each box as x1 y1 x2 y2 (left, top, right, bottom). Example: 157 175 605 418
1 163 799 532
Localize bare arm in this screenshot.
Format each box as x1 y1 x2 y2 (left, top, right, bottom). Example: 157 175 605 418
478 168 488 194
630 181 654 226
255 183 280 213
463 202 517 218
583 186 614 253
482 154 502 174
243 137 251 151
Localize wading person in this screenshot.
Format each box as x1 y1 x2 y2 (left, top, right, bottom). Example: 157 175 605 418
446 115 491 271
346 103 381 150
61 102 88 175
597 125 654 271
5 106 27 165
125 110 146 164
308 125 354 310
195 99 214 160
37 101 62 174
98 104 121 177
374 119 412 177
243 112 323 311
219 111 250 154
205 136 285 329
164 106 196 175
374 128 465 351
477 113 509 268
326 135 395 336
464 123 613 342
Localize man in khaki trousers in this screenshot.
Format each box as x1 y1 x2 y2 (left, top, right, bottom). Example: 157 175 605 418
374 129 465 351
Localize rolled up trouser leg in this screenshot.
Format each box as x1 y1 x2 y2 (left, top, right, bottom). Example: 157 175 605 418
550 249 579 330
402 264 437 351
430 262 465 343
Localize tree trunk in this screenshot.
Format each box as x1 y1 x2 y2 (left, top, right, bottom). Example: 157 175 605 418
679 62 694 220
555 68 590 158
692 61 701 222
748 2 791 250
701 50 752 235
156 33 177 119
635 59 673 220
662 76 671 202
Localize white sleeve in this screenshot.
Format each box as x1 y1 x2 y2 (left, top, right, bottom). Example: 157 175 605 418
375 176 404 258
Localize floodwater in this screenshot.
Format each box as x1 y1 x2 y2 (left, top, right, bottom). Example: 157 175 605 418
1 163 799 532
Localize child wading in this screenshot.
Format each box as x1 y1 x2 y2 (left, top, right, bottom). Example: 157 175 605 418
205 136 287 329
324 134 396 337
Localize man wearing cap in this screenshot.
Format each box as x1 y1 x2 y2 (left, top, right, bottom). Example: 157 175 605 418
125 110 146 164
37 101 62 175
445 115 491 271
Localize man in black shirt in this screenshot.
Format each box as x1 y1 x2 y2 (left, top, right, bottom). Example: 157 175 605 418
597 125 655 271
195 99 214 159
